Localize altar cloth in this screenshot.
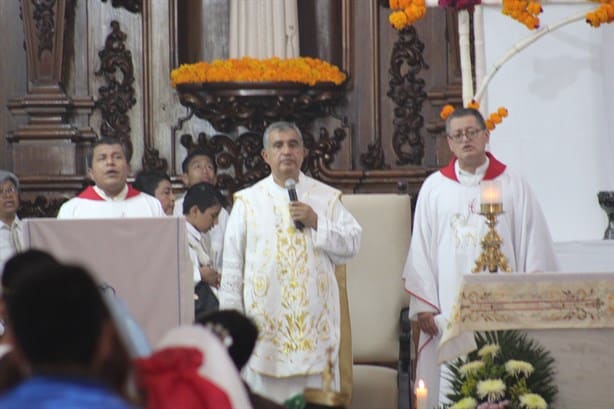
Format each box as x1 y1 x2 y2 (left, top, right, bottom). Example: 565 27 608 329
440 272 614 409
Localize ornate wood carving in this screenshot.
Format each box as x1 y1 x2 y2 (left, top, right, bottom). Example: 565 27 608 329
95 20 136 154
142 147 169 173
19 195 67 218
176 82 348 187
388 26 429 166
360 140 389 171
100 0 142 13
32 0 57 58
306 126 347 179
176 82 346 134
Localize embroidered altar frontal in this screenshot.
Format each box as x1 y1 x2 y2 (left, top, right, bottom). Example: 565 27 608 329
446 272 614 337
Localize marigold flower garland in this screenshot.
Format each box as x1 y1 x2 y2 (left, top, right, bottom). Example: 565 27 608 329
501 0 542 30
388 0 427 30
170 57 347 88
440 101 508 132
586 0 614 27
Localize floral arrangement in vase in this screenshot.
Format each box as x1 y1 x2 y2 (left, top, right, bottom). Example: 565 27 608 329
442 331 557 409
170 57 346 88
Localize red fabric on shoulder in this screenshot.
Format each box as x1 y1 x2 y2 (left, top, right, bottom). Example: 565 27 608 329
77 186 104 200
439 152 506 182
135 347 233 409
76 185 141 200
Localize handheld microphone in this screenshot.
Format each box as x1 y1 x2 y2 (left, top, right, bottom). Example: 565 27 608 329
284 178 304 231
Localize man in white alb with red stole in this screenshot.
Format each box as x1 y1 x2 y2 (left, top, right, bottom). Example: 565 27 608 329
402 108 559 409
57 137 164 219
219 121 361 404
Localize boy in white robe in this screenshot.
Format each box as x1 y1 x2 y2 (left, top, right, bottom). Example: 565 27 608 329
183 182 223 317
402 108 559 409
219 121 361 403
57 137 164 219
174 149 228 273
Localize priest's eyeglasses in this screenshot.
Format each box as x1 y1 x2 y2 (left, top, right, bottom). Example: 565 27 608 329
448 128 483 142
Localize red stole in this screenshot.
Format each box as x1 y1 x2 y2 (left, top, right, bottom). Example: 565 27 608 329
77 185 142 200
439 152 506 182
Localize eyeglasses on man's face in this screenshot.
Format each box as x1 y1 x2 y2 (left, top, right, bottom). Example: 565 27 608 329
0 186 16 196
447 128 484 142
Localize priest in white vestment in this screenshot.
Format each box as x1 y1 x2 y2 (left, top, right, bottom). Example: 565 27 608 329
219 122 361 403
402 108 559 409
57 137 165 219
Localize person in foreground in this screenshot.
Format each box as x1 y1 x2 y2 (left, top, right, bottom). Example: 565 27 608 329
219 121 362 403
197 310 285 409
57 137 165 218
0 263 135 408
402 108 559 409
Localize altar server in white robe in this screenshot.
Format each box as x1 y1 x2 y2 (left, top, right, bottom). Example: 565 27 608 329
219 121 361 404
57 137 164 219
402 108 559 409
174 149 229 273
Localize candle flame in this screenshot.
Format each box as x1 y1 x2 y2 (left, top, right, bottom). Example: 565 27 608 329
418 379 425 389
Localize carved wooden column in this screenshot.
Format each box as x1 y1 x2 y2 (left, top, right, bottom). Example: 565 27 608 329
8 0 95 179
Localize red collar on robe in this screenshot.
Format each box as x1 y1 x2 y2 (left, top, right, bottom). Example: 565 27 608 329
77 184 142 200
439 152 506 182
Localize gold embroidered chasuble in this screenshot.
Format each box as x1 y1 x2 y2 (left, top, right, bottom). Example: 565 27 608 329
220 174 361 378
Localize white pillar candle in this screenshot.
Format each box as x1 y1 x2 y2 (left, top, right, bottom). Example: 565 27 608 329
480 180 502 204
415 379 428 409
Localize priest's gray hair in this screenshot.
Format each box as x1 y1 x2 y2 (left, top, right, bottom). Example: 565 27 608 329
262 121 303 149
445 107 487 135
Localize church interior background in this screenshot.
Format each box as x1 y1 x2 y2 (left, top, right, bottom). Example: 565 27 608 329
1 0 612 244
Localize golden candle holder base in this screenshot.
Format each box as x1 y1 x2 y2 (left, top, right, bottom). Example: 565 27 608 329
472 203 511 273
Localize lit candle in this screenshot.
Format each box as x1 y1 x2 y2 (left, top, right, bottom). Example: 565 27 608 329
415 379 428 409
480 180 502 205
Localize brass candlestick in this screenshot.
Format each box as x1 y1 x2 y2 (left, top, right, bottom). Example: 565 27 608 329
472 203 511 273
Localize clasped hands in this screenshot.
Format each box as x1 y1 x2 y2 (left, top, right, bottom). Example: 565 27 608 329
199 264 221 288
289 201 318 230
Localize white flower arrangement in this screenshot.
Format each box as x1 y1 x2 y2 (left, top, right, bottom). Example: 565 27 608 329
441 331 557 409
519 393 548 409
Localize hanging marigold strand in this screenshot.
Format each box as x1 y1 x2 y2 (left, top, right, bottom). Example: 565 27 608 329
388 0 427 30
439 102 509 132
586 0 614 27
501 0 542 30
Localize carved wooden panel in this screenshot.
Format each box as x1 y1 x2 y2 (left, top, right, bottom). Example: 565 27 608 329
95 20 136 158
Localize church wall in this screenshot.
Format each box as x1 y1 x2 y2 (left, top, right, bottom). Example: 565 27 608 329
483 5 614 242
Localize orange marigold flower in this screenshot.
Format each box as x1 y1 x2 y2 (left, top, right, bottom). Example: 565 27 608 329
490 113 502 124
596 7 609 21
390 0 401 9
390 10 409 29
497 107 509 117
399 0 412 9
527 2 542 15
440 105 455 120
466 100 480 110
485 119 496 130
170 57 346 87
